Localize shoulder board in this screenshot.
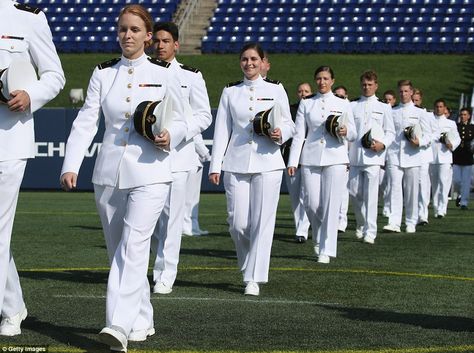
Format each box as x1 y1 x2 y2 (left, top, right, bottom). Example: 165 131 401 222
415 104 425 109
393 103 401 108
303 93 316 99
334 93 346 99
350 97 360 102
97 58 120 70
226 80 243 88
377 97 386 103
148 57 170 68
14 3 41 14
264 78 281 85
180 64 200 73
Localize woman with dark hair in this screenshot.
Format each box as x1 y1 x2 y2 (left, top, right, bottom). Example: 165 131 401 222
453 108 474 209
209 42 294 296
60 5 186 351
288 65 355 264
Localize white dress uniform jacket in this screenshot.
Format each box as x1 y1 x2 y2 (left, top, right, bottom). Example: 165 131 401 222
167 58 212 172
431 114 461 164
0 0 65 161
209 76 294 174
386 101 431 168
349 95 395 166
61 54 186 188
288 91 356 168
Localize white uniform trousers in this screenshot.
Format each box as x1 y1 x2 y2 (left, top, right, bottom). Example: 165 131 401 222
453 165 472 207
152 171 189 288
182 166 204 234
338 167 349 232
223 170 282 284
348 165 380 240
94 183 170 335
418 163 431 223
302 165 346 258
0 159 26 318
430 164 452 217
380 167 391 217
284 168 310 238
386 165 420 227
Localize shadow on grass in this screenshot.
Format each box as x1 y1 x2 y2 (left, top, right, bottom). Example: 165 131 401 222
179 247 236 260
173 279 242 294
325 304 474 333
23 316 108 353
20 270 108 284
72 225 102 231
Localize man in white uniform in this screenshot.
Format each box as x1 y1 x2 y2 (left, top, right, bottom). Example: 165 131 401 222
383 80 431 234
0 0 65 336
182 133 211 236
430 98 460 218
151 22 212 295
411 89 435 226
349 70 395 244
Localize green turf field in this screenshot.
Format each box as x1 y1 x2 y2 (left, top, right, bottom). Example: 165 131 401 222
0 191 473 353
55 53 474 111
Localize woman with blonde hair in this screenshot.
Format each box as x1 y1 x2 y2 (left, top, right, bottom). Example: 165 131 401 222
60 5 186 351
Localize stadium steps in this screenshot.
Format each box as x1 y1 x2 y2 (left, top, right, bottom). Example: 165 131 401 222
178 0 217 54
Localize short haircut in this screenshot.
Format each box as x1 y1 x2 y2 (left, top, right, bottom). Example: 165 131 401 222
397 79 413 89
360 70 378 83
413 88 423 97
383 89 396 97
153 22 179 41
434 98 447 106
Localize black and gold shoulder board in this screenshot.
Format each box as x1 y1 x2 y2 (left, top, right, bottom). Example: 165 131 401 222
97 58 120 70
415 104 425 109
180 64 200 73
303 93 316 99
377 97 386 103
14 3 41 14
148 57 170 68
334 93 346 99
226 80 243 88
264 78 281 85
350 97 360 102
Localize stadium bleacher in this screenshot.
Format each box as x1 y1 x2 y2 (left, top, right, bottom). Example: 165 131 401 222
202 0 474 54
24 0 179 52
23 0 474 54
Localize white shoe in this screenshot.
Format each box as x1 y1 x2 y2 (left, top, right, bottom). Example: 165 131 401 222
406 225 416 233
317 254 330 264
197 228 209 235
355 226 364 239
182 230 194 237
0 307 27 336
363 235 375 244
383 224 401 233
99 327 127 352
128 327 155 342
244 281 260 296
314 244 320 255
153 282 172 294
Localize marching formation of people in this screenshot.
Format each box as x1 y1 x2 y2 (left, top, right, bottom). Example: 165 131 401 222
1 1 473 351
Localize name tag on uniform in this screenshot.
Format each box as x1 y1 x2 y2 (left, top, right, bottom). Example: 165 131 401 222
181 85 188 88
373 111 383 115
257 98 274 101
139 83 162 87
1 35 24 40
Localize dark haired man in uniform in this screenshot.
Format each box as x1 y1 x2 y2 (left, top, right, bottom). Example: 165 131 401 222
151 22 212 295
0 0 65 336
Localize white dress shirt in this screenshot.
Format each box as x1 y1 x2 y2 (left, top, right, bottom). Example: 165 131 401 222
61 54 186 189
167 58 212 172
210 75 294 174
387 101 431 168
288 91 356 168
0 0 65 161
349 95 395 166
431 114 461 164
